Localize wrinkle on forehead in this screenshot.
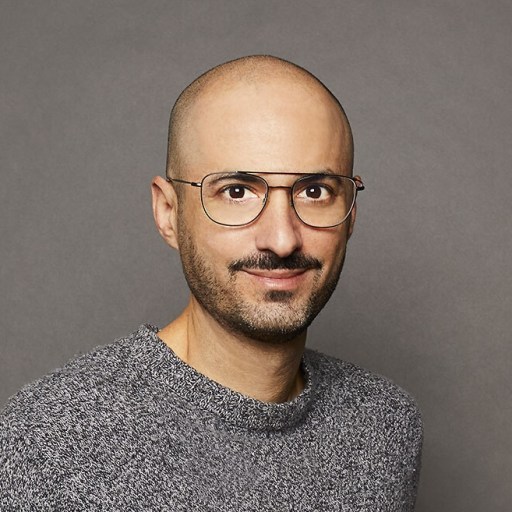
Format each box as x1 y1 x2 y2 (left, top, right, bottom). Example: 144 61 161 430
166 55 354 180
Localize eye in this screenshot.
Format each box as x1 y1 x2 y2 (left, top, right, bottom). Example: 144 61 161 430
305 185 322 199
296 183 332 200
221 184 258 200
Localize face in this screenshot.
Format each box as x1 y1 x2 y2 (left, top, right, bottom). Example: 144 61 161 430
174 78 355 344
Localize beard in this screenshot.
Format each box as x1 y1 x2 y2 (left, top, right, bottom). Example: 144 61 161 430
177 230 346 345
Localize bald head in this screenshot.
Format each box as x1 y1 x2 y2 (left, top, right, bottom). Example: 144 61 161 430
166 55 353 179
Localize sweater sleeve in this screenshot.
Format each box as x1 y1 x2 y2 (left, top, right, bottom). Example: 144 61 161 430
398 404 424 511
0 414 61 511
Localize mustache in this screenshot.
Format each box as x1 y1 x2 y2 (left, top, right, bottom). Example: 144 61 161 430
228 252 322 272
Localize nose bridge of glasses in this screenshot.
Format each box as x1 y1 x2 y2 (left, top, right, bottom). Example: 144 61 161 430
265 184 294 207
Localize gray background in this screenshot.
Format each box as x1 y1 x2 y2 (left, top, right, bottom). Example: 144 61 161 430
1 1 510 510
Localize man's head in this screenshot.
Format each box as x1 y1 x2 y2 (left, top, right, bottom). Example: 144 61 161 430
152 55 359 343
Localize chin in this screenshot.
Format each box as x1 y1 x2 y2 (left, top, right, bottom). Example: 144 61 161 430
214 298 318 345
224 319 309 345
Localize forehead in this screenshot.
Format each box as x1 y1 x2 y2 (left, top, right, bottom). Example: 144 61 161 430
179 78 351 178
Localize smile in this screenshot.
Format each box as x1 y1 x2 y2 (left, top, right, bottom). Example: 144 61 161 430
241 268 309 290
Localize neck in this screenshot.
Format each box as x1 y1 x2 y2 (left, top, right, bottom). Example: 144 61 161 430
157 297 306 403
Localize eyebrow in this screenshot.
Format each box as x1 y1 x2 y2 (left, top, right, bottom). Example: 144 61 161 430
207 172 263 185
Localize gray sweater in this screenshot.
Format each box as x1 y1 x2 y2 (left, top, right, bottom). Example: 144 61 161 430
0 324 422 511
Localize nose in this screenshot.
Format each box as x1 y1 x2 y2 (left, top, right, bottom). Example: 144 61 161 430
254 188 303 258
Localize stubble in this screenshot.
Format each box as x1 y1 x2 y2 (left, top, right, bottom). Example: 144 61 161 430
177 230 345 344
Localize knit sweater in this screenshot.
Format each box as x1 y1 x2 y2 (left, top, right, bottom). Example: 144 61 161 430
0 324 422 511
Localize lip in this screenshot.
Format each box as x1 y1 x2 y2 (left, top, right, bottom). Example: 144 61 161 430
241 268 309 290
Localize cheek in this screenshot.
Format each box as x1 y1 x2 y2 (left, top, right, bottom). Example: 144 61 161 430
304 229 348 265
206 228 255 264
183 220 253 271
177 196 218 251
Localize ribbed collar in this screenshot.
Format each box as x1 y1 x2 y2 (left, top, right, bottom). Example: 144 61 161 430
135 324 317 432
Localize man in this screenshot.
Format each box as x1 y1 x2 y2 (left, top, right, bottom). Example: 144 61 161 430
1 55 422 510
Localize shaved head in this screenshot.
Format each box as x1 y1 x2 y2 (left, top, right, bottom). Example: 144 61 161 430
166 55 354 180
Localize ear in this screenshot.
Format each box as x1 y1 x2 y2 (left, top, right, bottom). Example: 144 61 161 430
151 176 180 250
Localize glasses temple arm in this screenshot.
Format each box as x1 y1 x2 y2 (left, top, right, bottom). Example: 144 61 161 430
166 177 202 187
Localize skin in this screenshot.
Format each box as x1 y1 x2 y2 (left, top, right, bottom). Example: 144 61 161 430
152 59 357 403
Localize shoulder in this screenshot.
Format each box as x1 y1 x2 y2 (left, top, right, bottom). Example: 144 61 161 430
305 348 423 439
0 325 157 503
0 325 157 448
2 328 138 419
304 350 423 504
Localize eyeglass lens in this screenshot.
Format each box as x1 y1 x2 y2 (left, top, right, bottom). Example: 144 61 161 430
201 172 356 227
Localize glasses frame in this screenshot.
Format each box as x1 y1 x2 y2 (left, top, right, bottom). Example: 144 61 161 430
166 171 364 228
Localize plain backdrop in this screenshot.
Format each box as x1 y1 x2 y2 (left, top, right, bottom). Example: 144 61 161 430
1 1 511 510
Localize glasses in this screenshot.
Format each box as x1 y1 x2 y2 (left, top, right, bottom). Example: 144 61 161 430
166 171 364 228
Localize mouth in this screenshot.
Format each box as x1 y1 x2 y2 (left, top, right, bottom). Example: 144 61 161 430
241 268 309 290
